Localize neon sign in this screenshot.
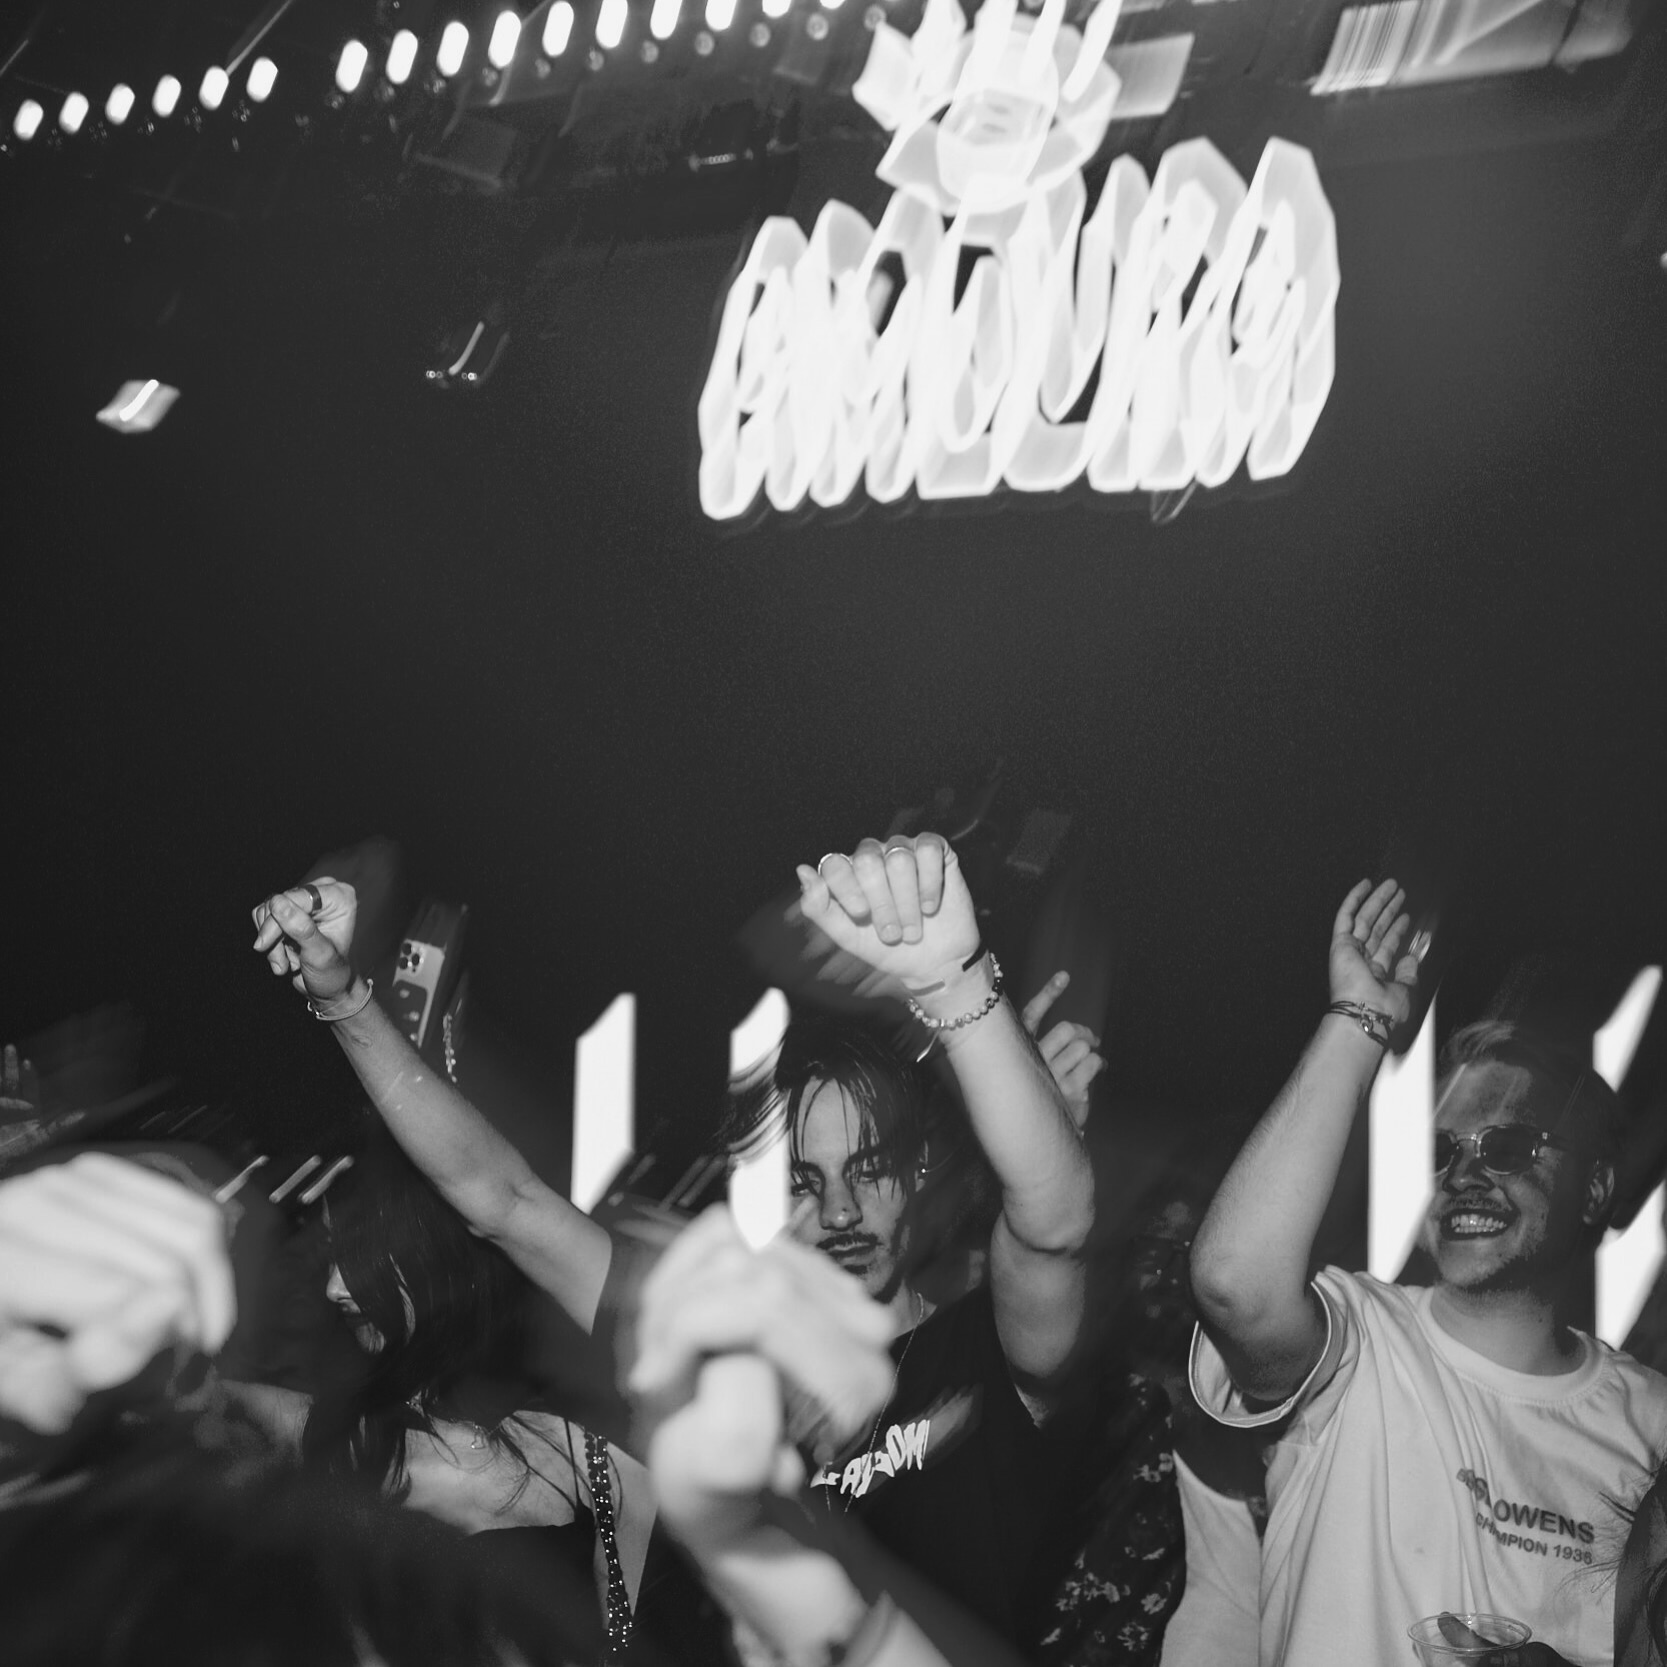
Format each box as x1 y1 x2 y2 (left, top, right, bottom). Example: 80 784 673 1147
698 0 1339 520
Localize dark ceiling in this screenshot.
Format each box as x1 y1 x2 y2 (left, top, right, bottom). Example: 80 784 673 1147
4 0 1667 1203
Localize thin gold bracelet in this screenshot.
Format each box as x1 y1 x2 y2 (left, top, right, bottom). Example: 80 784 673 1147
308 978 376 1022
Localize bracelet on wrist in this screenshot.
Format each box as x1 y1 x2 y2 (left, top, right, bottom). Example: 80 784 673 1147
1326 999 1394 1048
308 978 376 1023
906 955 1003 1032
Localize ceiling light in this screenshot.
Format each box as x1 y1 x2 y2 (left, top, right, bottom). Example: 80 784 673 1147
597 0 628 48
58 92 89 133
437 21 470 76
488 11 522 68
335 40 369 93
105 84 135 124
543 3 575 53
13 100 43 140
386 29 419 83
706 0 736 29
651 0 682 39
152 75 182 117
199 67 229 110
247 58 277 101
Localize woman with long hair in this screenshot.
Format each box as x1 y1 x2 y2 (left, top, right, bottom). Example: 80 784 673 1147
229 1118 651 1664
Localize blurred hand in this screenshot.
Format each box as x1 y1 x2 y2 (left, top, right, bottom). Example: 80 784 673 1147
629 1206 895 1548
1021 971 1104 1131
0 1153 235 1433
1328 879 1423 1030
0 1044 42 1121
250 877 359 1005
1479 1646 1574 1667
795 834 980 998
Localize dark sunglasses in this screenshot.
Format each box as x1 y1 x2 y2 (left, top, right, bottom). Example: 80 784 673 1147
1433 1125 1574 1177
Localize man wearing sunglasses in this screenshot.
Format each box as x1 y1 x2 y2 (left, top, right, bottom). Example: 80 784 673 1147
1187 879 1667 1667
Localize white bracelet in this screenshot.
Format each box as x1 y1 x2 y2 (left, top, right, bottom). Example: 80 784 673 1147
307 978 375 1022
905 955 1003 1032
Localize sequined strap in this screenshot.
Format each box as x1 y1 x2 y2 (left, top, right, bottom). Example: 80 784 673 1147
585 1429 634 1664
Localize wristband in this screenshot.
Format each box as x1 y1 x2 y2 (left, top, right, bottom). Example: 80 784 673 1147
907 955 1003 1032
1326 1000 1394 1048
308 978 376 1022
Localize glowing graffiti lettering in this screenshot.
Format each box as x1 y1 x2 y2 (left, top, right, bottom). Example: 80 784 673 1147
698 0 1338 519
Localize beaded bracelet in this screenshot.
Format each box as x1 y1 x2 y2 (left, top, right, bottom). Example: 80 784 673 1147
307 978 376 1023
907 955 1004 1032
1326 999 1394 1048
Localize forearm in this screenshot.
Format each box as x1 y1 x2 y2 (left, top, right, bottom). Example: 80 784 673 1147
1191 1013 1382 1326
325 987 612 1326
929 966 1094 1255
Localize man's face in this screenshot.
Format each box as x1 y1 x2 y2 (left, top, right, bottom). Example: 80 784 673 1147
790 1079 911 1301
1421 1061 1598 1297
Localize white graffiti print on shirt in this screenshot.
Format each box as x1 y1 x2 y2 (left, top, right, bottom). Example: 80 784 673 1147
811 1418 932 1499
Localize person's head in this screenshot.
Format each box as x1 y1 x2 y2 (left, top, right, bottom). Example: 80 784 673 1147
0 1443 595 1667
1420 1021 1619 1301
306 1117 527 1491
724 1014 987 1302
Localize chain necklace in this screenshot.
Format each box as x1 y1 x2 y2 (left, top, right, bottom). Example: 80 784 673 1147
842 1287 924 1513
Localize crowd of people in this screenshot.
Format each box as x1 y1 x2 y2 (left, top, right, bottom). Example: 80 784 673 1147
3 833 1667 1667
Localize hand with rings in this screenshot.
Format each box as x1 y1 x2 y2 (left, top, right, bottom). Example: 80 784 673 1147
250 876 360 1005
1327 878 1425 1031
795 833 981 996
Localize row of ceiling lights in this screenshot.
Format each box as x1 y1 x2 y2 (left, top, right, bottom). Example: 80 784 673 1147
10 0 856 145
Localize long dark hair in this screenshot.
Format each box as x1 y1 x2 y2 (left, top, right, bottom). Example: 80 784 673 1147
302 1115 579 1512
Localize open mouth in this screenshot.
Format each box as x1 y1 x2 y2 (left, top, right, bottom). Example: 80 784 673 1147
821 1237 878 1270
1440 1198 1517 1241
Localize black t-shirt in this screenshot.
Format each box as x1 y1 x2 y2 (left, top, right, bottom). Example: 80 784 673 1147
807 1285 1055 1642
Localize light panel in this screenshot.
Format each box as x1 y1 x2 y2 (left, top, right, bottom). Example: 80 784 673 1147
58 92 89 134
437 21 471 75
488 10 522 67
152 75 182 117
199 67 229 110
335 39 369 92
727 989 791 1249
105 84 135 124
543 1 575 52
247 58 278 101
597 0 628 49
651 0 683 39
387 29 419 83
706 0 736 29
571 994 636 1214
13 99 44 140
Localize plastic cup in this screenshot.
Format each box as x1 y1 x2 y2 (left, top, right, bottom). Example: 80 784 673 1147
1407 1613 1531 1664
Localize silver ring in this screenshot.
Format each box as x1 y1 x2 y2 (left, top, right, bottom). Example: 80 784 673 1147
815 852 845 874
303 883 324 917
883 844 912 858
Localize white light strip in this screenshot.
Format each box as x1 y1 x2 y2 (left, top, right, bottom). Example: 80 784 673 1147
1595 967 1661 1091
728 989 791 1249
437 21 471 76
386 29 419 84
1367 998 1435 1280
105 84 135 124
247 57 278 101
152 75 182 117
651 0 683 39
762 0 790 15
58 91 89 133
572 994 636 1214
13 99 44 139
544 2 575 53
335 39 369 92
597 0 628 49
706 0 736 29
488 10 522 68
199 67 230 110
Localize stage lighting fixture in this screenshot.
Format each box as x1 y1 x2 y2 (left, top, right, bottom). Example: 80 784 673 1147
13 100 43 140
247 57 277 101
336 40 369 92
105 84 135 124
706 0 736 30
152 75 182 117
763 0 789 18
488 10 522 68
543 3 575 53
58 92 89 133
387 28 419 83
437 21 470 75
651 0 682 41
199 67 229 110
597 0 627 49
95 380 180 434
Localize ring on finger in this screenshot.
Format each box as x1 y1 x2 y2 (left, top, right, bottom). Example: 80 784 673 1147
816 852 846 875
883 844 912 858
303 883 323 917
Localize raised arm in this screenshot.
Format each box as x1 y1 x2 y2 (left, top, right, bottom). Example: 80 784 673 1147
251 881 612 1332
798 836 1094 1388
1188 879 1421 1405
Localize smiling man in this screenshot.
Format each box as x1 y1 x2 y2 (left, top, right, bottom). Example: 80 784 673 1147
1188 881 1667 1667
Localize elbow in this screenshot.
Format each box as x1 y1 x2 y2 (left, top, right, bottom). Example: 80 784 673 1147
1187 1239 1256 1332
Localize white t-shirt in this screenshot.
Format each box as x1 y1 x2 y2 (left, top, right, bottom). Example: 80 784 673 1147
1158 1451 1260 1667
1190 1268 1667 1667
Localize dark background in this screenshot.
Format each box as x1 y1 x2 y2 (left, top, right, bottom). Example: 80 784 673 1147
4 17 1666 1212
